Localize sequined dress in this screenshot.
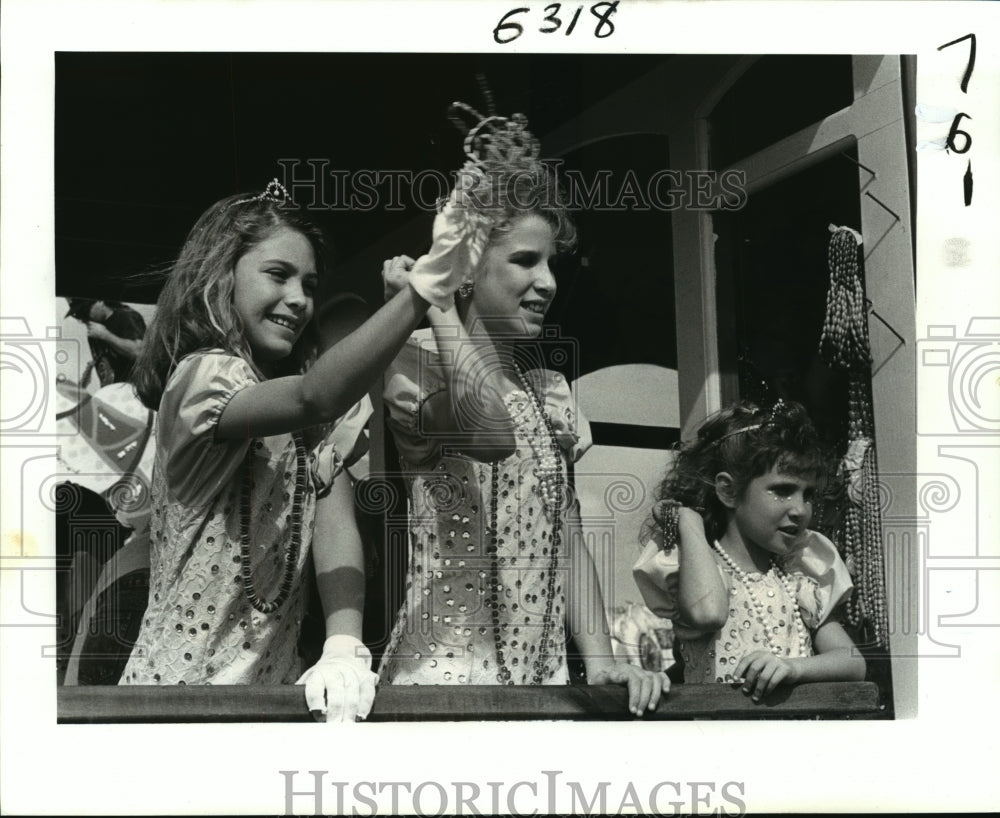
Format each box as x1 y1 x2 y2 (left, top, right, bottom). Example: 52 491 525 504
379 331 591 685
632 529 853 684
119 351 342 685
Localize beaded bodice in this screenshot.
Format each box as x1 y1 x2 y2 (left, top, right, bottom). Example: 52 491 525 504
379 368 585 687
678 559 815 684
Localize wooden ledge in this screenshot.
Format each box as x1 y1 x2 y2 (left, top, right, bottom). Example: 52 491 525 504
58 681 883 723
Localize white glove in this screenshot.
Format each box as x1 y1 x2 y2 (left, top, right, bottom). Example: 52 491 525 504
296 635 378 723
407 171 491 310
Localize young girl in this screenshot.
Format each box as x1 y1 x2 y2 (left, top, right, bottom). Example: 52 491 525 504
378 110 665 715
633 400 865 702
120 180 467 721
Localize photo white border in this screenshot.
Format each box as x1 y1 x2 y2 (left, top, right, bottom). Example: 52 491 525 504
2 0 999 813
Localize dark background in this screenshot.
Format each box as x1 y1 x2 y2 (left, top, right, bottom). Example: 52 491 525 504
55 52 678 377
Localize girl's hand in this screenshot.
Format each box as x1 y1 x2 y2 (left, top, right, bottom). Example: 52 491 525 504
676 505 706 536
382 255 416 301
734 651 801 702
589 661 669 716
405 188 489 310
296 635 378 723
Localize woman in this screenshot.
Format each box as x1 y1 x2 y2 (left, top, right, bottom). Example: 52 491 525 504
378 109 665 714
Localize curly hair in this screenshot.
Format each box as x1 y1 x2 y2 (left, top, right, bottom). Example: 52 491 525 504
481 167 577 254
131 192 329 411
644 400 831 550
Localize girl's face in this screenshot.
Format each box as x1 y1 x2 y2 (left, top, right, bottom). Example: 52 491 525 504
468 213 557 339
731 466 817 557
233 227 317 368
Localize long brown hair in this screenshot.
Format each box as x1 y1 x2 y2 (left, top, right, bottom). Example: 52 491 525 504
132 193 328 410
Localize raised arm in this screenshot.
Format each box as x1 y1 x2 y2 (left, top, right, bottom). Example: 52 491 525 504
418 304 517 462
216 284 430 440
87 322 143 359
673 507 729 631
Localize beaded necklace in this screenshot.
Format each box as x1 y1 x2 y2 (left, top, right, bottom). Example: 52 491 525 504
486 362 564 684
239 432 307 614
712 541 809 657
819 228 888 647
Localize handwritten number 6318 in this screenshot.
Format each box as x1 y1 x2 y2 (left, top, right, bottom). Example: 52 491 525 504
494 2 620 44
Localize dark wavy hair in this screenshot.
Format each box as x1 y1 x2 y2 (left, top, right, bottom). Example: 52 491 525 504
644 400 831 549
131 192 329 411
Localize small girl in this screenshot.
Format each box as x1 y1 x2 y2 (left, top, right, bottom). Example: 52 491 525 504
120 181 466 721
633 400 865 702
379 108 665 715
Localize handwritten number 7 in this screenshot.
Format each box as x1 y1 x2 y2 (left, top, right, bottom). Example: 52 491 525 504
937 33 976 93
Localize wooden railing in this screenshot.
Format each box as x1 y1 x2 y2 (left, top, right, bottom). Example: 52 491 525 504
58 681 883 723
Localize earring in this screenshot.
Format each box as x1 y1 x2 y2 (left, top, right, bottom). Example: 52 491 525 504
458 280 474 298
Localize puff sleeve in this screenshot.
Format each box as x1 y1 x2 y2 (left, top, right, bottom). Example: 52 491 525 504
781 529 854 629
525 369 593 463
383 332 448 466
329 393 374 470
631 537 681 622
157 351 258 507
309 395 374 496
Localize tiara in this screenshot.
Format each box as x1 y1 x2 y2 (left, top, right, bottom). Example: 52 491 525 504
445 101 552 219
449 102 543 178
226 178 293 210
708 399 789 447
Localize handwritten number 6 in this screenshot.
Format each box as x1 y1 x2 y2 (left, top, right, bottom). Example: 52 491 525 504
946 113 972 154
494 7 529 43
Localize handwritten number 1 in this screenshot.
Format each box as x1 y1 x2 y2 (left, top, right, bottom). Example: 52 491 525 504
566 4 582 34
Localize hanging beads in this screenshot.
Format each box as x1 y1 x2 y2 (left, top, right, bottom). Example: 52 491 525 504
819 227 889 648
240 433 307 614
487 364 564 685
819 229 871 369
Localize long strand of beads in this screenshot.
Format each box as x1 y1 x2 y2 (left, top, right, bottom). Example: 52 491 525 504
483 361 570 685
819 227 889 648
505 361 563 683
712 542 809 657
486 461 513 684
240 433 307 614
511 363 563 514
819 229 871 369
531 455 562 685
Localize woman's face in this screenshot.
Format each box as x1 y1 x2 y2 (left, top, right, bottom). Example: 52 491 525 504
467 213 557 339
233 227 317 369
